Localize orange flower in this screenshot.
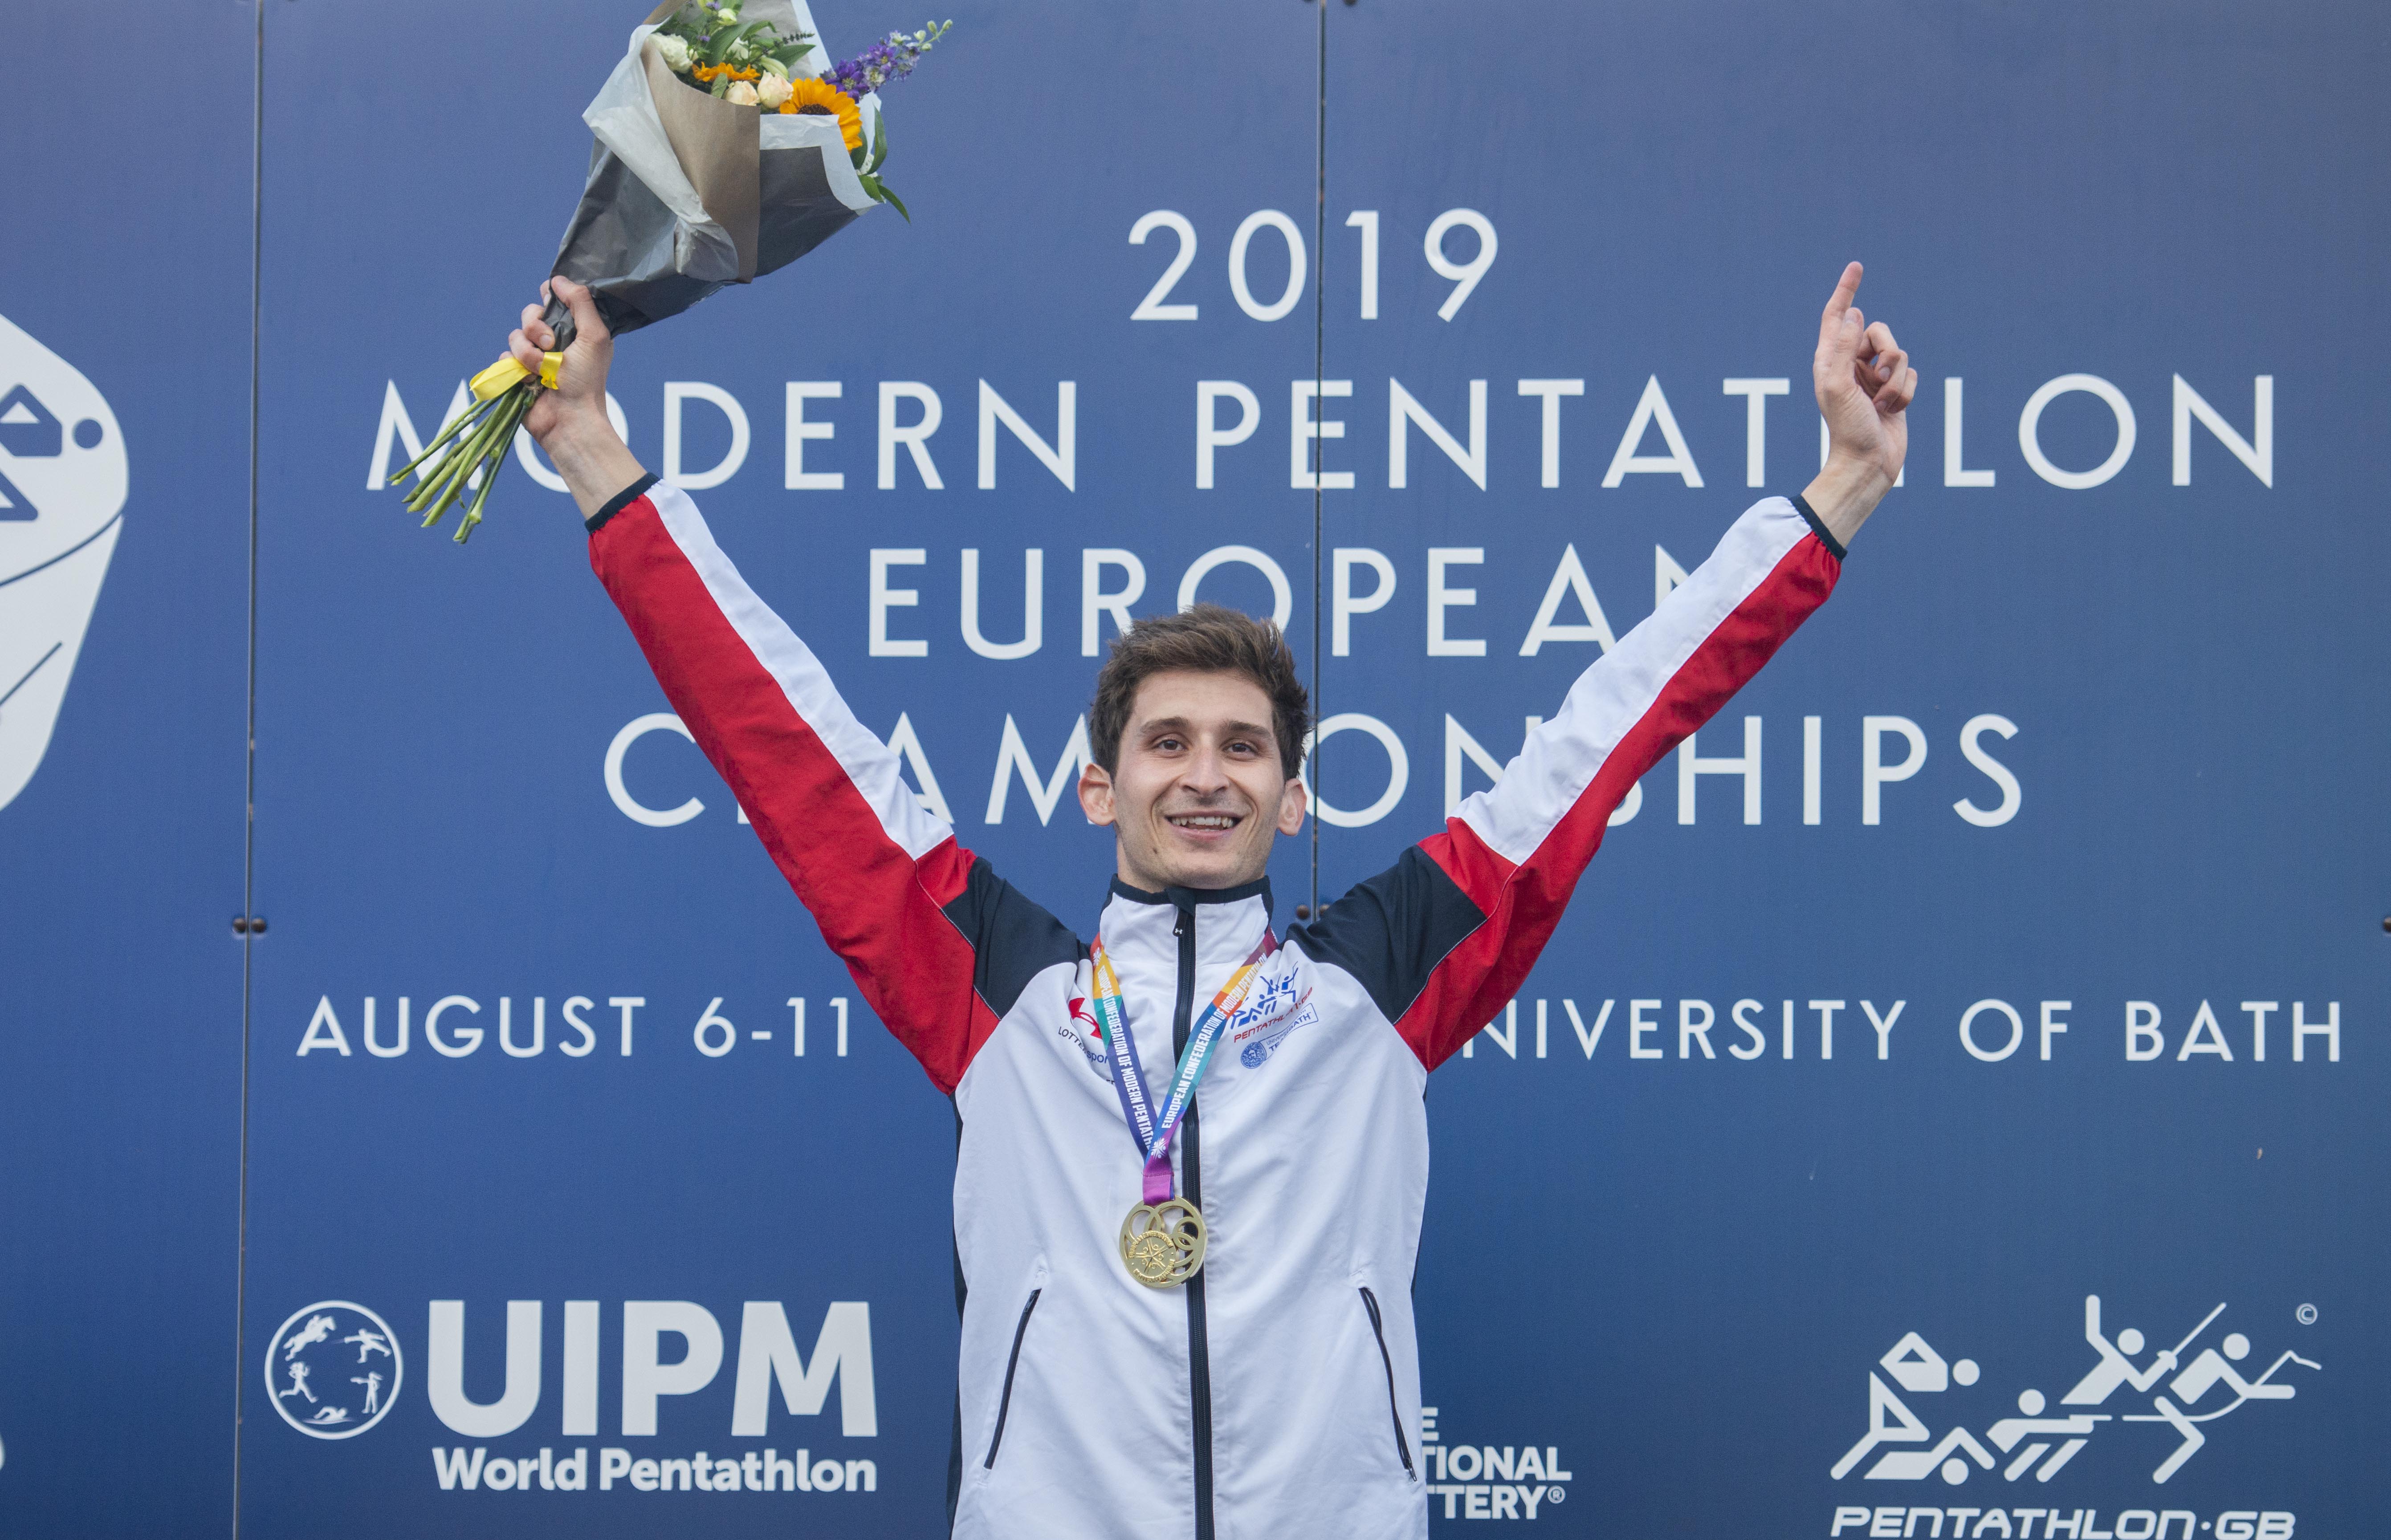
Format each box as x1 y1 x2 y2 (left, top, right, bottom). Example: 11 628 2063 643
692 63 761 84
779 75 864 152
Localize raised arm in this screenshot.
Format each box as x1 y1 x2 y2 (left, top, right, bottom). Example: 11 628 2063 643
1297 263 1915 1070
516 280 1073 1091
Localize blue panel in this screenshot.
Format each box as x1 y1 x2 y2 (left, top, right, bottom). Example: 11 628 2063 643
0 2 255 1533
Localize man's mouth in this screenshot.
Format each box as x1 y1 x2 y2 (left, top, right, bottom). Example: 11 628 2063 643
1165 813 1242 834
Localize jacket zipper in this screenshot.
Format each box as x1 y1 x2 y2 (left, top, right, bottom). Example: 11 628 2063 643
1173 907 1217 1540
1358 1287 1416 1478
981 1288 1042 1469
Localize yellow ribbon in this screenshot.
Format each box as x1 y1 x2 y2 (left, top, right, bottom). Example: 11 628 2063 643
468 351 564 401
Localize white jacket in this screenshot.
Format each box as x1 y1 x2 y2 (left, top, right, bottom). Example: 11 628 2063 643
589 476 1845 1537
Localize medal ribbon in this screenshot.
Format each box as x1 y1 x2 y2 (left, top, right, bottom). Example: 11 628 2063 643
1088 928 1272 1204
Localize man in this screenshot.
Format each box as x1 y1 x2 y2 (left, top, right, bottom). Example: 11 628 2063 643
506 261 1913 1538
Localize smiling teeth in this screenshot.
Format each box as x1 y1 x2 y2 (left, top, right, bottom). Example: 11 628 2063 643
1173 816 1236 829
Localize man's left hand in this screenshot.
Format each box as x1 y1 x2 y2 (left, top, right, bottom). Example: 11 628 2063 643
1803 261 1915 547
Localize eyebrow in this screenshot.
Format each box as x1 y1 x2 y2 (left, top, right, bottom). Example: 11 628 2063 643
1139 716 1273 740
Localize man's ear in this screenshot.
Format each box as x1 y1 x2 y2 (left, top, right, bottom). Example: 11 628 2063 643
1275 775 1307 836
1079 761 1116 827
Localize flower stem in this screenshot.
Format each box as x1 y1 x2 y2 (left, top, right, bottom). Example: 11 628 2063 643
407 435 482 519
389 393 502 485
413 407 505 523
410 386 525 520
454 393 531 543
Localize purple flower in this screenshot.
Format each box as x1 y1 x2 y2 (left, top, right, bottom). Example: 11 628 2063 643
826 21 949 98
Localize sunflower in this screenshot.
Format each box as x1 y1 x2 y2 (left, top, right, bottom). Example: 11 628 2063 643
780 75 864 152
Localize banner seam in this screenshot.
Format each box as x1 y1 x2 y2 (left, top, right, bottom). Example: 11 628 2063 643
230 0 264 1534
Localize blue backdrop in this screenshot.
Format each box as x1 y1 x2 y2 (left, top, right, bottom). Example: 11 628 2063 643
1 2 2381 1535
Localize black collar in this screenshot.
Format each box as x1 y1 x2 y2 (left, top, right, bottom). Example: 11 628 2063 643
1109 875 1275 917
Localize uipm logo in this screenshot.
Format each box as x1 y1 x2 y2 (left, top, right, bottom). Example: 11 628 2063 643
1833 1295 2319 1488
0 309 126 813
266 1297 874 1447
264 1301 404 1440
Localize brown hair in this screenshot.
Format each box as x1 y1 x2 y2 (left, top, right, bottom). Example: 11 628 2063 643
1089 604 1310 776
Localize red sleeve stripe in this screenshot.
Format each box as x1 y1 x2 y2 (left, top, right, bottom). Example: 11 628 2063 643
646 484 952 861
1401 499 1841 1069
1453 496 1817 866
590 487 984 1091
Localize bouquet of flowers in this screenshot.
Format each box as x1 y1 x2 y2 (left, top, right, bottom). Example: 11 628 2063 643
391 1 951 540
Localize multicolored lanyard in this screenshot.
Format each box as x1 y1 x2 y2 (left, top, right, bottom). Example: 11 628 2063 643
1088 929 1272 1204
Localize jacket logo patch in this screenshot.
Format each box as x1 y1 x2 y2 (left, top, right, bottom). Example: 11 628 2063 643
1062 996 1114 1081
1230 973 1315 1069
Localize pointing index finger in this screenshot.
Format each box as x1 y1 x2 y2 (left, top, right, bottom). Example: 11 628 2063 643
1818 260 1865 343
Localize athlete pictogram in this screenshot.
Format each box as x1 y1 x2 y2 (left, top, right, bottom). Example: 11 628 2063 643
283 1314 338 1361
342 1327 392 1363
1986 1388 2106 1482
1833 1295 2320 1487
2123 1326 2317 1482
2062 1295 2189 1403
1829 1333 1995 1483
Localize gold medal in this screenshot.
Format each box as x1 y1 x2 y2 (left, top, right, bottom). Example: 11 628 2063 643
1119 1197 1207 1288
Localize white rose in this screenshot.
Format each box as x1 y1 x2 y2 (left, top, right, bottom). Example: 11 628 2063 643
724 79 759 106
755 73 792 108
655 33 692 72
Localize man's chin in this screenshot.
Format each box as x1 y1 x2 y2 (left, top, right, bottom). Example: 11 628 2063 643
1142 845 1269 893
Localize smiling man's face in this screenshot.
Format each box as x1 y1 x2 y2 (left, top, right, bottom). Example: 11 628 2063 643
1078 668 1307 893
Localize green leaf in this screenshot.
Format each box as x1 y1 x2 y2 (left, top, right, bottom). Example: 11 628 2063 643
867 107 888 173
705 19 766 66
850 142 868 170
860 174 910 223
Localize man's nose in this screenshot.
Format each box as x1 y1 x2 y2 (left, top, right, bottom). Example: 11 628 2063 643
1180 745 1231 793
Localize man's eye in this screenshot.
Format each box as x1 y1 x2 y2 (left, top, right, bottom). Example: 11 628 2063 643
1156 737 1184 752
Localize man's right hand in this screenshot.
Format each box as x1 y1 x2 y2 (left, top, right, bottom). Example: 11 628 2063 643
509 276 647 520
